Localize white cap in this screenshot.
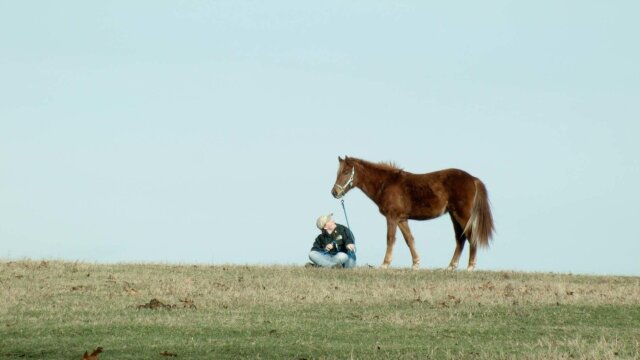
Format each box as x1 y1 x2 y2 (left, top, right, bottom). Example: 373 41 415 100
316 213 333 230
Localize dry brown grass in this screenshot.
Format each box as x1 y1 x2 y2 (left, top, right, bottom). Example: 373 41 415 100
1 260 639 359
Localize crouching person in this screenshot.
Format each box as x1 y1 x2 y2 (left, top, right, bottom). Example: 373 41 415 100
308 213 356 268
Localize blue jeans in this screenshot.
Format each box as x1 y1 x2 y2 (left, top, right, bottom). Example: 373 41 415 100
309 250 356 268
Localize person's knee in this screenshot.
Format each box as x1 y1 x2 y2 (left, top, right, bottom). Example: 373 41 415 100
309 251 321 262
335 252 348 264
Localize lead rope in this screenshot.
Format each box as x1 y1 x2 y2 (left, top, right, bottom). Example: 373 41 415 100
340 199 357 263
340 199 351 229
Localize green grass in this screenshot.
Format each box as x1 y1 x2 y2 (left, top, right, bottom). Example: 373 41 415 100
1 260 639 359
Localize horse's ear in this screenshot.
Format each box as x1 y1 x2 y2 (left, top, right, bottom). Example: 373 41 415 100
338 156 344 161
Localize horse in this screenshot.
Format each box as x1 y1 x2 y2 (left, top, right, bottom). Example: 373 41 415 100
331 156 494 271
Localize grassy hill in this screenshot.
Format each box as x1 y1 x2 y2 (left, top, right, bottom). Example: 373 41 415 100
1 260 639 359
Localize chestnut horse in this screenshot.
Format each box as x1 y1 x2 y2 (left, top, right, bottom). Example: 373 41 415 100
331 156 494 271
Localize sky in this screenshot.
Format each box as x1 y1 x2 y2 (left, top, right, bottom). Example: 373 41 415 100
1 1 639 276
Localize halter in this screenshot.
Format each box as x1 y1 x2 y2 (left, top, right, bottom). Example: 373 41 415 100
334 167 355 192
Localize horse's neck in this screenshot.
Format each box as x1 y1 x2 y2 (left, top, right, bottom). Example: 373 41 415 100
356 164 394 201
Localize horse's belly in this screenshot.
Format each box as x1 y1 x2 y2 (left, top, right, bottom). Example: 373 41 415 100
410 212 446 221
408 202 448 221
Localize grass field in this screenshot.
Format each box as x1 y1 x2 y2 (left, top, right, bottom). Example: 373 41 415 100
1 260 639 359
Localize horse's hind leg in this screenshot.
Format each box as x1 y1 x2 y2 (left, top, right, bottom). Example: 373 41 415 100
467 242 478 272
398 220 420 270
447 213 466 271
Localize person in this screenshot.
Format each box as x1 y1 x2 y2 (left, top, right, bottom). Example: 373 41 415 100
308 213 356 268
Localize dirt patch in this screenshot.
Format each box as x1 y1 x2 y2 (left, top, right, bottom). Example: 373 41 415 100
81 346 103 360
137 298 176 310
137 298 197 310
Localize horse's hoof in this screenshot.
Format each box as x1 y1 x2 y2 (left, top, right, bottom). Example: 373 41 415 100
411 264 420 270
466 266 475 272
380 264 389 269
446 265 457 271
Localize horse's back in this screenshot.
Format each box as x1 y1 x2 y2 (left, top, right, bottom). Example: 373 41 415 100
408 168 476 189
423 168 474 179
406 168 478 206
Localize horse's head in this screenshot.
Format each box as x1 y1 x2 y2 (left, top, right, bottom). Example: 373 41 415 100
332 156 356 199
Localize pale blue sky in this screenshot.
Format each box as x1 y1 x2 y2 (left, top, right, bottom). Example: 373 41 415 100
1 1 639 275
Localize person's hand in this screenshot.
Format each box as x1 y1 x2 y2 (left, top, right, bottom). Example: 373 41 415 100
325 243 334 251
346 244 355 251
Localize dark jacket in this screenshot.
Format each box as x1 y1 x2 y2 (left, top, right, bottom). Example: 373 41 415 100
311 224 355 255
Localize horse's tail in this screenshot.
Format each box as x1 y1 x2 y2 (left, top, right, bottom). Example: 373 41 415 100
463 179 494 247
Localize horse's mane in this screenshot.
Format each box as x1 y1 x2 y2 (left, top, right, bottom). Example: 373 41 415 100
350 157 402 172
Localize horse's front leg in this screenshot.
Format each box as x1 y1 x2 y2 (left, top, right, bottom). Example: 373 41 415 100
381 219 398 269
398 220 420 270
